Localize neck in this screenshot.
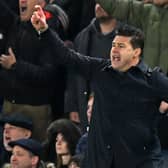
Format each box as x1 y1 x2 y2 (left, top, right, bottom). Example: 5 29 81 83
61 154 71 165
100 19 117 34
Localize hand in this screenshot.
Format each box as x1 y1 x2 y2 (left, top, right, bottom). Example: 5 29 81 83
31 5 48 32
159 101 168 114
0 48 16 69
69 112 80 123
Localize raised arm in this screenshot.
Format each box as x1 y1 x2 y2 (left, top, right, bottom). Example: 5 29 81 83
31 5 109 79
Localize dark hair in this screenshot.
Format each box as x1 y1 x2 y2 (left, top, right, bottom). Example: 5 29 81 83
115 24 144 53
42 119 81 164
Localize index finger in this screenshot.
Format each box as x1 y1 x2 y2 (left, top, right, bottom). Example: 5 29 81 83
34 5 45 17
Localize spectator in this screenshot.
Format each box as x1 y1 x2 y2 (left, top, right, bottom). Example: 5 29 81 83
0 113 33 167
43 119 81 168
75 93 94 155
9 138 45 168
0 0 68 141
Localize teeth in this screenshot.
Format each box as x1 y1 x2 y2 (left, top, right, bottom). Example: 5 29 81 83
113 56 120 61
21 7 27 12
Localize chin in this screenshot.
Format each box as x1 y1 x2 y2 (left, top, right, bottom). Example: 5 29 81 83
20 15 30 22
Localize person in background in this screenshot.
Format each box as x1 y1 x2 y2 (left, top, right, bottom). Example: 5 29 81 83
43 119 81 168
0 0 68 141
75 93 94 156
9 138 45 168
0 113 33 167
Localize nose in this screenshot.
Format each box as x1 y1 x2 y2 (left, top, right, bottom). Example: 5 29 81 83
4 127 10 134
11 154 17 162
56 139 62 146
111 46 119 54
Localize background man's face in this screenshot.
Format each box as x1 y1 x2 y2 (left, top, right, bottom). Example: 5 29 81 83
19 0 39 21
3 123 30 151
10 146 35 168
95 3 112 23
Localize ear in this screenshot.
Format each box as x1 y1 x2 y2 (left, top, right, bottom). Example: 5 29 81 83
31 156 39 166
133 48 142 59
24 130 32 138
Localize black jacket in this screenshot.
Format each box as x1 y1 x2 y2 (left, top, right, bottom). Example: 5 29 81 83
0 1 65 117
40 29 168 168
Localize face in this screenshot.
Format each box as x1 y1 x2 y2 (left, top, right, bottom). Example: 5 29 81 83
110 35 140 72
95 3 112 23
19 0 45 21
55 133 69 155
3 123 31 151
10 146 38 168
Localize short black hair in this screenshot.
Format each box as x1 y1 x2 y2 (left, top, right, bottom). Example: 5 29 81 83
115 24 144 52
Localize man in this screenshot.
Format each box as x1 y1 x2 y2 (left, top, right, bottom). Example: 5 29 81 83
0 0 68 141
9 138 44 168
0 113 33 167
31 6 168 168
65 3 119 131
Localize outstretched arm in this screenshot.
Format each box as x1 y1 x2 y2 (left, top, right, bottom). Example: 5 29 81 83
31 5 109 79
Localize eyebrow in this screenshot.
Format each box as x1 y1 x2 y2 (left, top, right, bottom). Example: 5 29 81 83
112 42 126 47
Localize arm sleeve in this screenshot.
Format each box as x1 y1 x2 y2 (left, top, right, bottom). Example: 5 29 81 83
39 28 108 80
152 69 168 102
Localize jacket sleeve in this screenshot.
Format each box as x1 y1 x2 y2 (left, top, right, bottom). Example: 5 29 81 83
39 28 108 80
151 69 168 102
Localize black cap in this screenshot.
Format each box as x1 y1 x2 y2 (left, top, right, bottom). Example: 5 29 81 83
9 138 42 157
0 113 33 131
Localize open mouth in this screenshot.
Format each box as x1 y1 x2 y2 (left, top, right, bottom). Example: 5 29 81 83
20 6 27 13
5 136 11 142
112 55 120 62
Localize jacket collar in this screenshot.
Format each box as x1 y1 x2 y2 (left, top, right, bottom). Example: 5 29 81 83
103 60 150 74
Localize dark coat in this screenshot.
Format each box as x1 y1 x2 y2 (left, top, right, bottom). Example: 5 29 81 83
0 0 18 55
40 29 168 168
0 0 65 118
